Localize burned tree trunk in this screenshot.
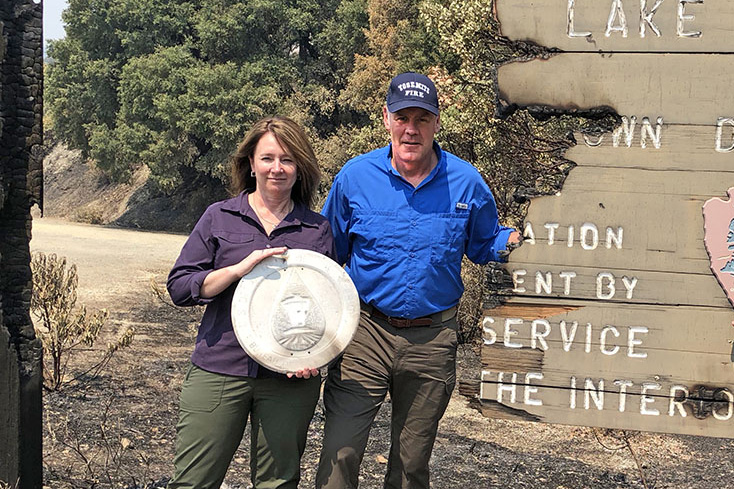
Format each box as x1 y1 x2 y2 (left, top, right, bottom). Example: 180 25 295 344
0 1 44 487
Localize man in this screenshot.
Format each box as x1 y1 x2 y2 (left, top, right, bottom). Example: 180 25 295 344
317 72 521 489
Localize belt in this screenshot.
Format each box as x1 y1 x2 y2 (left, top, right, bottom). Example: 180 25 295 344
361 303 457 328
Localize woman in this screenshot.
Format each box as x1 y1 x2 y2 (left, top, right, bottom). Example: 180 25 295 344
166 116 335 489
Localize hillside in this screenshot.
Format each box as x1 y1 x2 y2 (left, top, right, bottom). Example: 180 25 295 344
41 142 226 233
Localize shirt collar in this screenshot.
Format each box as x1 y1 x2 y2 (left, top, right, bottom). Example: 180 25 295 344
221 191 316 228
221 191 254 218
385 141 445 187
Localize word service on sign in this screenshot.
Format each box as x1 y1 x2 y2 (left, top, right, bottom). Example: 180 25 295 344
482 0 734 438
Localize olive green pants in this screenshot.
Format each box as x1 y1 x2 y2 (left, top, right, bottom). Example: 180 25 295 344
316 309 458 489
167 364 320 489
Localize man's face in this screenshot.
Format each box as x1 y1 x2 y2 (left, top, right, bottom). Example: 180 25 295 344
383 106 440 168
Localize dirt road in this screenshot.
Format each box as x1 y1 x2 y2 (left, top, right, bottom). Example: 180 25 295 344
30 217 187 309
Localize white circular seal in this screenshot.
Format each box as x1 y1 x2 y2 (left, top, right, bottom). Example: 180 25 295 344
231 249 360 374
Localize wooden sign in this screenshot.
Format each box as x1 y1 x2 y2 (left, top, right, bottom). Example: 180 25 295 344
497 0 734 52
482 0 734 438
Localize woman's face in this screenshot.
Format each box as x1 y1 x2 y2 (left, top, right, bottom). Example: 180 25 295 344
249 132 298 198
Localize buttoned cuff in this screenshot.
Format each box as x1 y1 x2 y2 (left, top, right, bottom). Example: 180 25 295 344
190 269 216 305
494 227 518 262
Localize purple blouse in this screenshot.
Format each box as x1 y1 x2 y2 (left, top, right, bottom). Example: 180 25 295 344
167 191 337 377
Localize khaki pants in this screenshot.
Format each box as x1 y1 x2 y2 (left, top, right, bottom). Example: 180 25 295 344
168 364 320 489
316 309 458 489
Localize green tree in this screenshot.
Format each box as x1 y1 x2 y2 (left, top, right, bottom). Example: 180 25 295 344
45 38 119 156
46 0 368 190
311 0 446 185
339 0 444 116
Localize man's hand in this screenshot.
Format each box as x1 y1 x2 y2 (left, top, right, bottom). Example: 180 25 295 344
507 231 522 245
499 230 523 260
287 367 320 379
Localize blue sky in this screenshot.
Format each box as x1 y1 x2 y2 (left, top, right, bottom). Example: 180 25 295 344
44 1 68 49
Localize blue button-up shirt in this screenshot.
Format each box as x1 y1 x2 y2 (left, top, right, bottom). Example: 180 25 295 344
322 142 513 319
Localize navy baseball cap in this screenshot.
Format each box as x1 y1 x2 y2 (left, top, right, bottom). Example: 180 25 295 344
386 72 439 115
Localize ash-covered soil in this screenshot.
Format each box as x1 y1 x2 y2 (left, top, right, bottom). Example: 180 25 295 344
39 289 734 489
34 144 734 489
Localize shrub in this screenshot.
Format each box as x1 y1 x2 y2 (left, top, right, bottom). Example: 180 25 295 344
73 206 105 225
30 252 133 390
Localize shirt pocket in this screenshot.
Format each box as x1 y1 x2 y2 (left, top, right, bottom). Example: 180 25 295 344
430 213 467 266
350 211 400 262
280 234 322 253
212 231 257 269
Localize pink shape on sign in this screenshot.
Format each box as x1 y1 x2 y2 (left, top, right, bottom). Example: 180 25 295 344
703 188 734 308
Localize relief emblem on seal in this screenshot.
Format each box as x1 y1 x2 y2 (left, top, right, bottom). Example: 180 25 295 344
230 249 360 373
270 269 326 351
703 188 734 308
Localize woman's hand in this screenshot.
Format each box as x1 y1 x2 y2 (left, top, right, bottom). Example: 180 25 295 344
230 247 288 278
287 367 320 379
200 246 288 299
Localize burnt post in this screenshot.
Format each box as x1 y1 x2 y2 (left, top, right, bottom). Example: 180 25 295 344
0 0 44 487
